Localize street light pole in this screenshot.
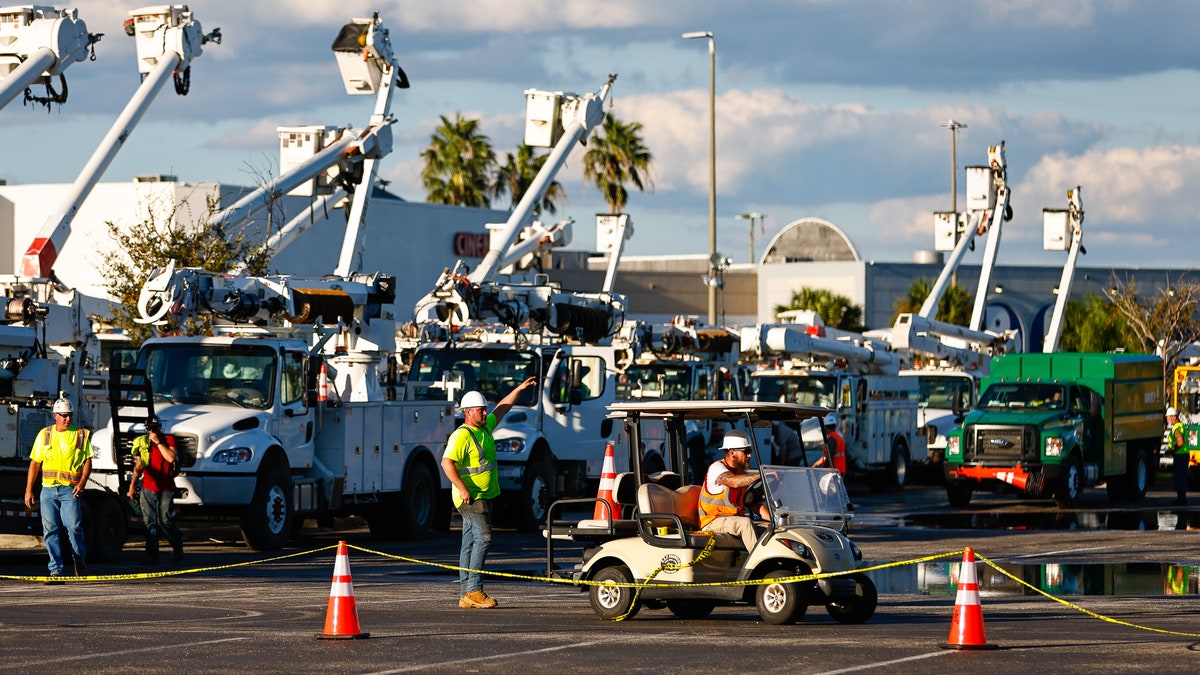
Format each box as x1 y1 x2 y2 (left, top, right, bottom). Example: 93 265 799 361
684 30 716 324
737 211 765 264
939 119 966 285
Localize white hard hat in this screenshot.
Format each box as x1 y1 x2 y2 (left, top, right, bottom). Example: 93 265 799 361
720 429 752 452
459 391 487 410
1167 407 1179 417
823 413 837 427
52 397 73 414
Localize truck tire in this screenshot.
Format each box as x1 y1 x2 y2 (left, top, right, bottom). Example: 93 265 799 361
86 495 127 563
398 461 438 539
1054 453 1085 506
946 480 973 507
1107 448 1149 503
517 458 554 532
870 441 909 493
241 466 293 551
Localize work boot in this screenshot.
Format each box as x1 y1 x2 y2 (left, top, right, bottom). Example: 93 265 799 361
73 559 87 577
44 574 64 586
458 590 497 608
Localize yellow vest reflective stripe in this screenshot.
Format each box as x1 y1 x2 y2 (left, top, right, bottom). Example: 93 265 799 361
37 426 90 486
1172 421 1187 454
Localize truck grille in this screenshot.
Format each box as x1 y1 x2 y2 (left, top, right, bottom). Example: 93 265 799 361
965 425 1036 463
172 434 198 469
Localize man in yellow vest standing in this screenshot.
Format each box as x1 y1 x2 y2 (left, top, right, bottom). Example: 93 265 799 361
1167 407 1188 506
24 397 93 582
441 377 536 609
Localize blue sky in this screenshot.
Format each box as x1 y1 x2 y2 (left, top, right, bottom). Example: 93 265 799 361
4 0 1200 269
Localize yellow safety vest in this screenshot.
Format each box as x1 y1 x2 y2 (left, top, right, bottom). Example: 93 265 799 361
1171 421 1187 455
443 415 499 507
30 425 93 487
698 460 746 528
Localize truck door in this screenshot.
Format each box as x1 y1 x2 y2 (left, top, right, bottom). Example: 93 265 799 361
276 350 315 458
544 346 623 477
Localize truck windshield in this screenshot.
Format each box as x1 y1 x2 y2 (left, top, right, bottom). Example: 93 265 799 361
617 363 693 400
916 374 974 410
746 373 839 408
407 348 539 406
140 343 276 410
977 382 1065 410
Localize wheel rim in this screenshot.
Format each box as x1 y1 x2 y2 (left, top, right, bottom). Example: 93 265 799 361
266 485 288 535
1069 463 1081 499
762 583 787 613
528 474 548 522
597 584 622 609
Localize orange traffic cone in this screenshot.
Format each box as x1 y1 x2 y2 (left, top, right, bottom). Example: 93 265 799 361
941 547 996 650
593 442 620 521
318 364 330 404
317 541 369 639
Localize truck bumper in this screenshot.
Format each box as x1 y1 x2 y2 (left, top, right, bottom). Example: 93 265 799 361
946 463 1062 493
172 474 258 506
497 462 526 492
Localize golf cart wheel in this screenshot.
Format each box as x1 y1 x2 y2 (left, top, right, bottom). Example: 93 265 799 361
666 599 717 620
589 566 640 621
755 570 809 625
825 572 877 624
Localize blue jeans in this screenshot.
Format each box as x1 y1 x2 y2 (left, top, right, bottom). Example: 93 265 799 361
40 485 86 575
457 499 492 594
139 489 183 559
1174 452 1189 500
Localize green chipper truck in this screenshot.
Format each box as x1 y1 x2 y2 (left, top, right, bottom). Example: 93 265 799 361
944 352 1164 507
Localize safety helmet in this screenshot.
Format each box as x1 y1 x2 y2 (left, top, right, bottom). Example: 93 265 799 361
1167 407 1179 418
822 413 838 427
720 429 752 452
145 414 162 430
459 391 487 410
52 397 73 414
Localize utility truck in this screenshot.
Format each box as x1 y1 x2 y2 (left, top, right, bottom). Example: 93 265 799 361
0 4 99 111
944 352 1163 506
1168 365 1200 488
740 313 926 491
87 14 449 551
403 76 634 530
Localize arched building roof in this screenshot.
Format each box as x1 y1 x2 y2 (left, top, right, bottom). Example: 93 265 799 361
760 217 861 265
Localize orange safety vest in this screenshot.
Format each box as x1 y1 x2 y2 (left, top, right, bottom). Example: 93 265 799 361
828 430 847 474
698 460 747 528
34 426 91 487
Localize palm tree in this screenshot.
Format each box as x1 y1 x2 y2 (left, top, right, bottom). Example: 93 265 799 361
490 143 566 216
774 287 864 332
420 114 496 207
1060 292 1139 352
582 115 654 213
892 278 974 326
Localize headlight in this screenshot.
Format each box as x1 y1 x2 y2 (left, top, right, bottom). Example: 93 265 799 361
1044 437 1064 457
946 435 961 457
213 448 253 464
494 438 526 454
780 539 812 560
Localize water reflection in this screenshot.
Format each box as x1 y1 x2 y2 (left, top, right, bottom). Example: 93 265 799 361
866 561 1200 597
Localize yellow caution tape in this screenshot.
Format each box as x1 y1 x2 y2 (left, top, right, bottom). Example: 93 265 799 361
975 553 1200 639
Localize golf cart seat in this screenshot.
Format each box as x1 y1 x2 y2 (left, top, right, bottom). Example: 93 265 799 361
543 472 640 541
635 483 742 550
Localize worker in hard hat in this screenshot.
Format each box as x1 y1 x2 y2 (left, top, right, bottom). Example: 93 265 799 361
698 429 768 552
814 413 847 474
1167 407 1187 506
441 376 537 609
24 397 93 582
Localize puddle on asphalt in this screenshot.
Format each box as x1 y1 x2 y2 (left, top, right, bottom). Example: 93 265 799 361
877 509 1200 532
866 561 1200 597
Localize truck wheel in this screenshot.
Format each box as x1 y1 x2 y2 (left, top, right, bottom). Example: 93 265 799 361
870 442 909 493
518 458 554 532
756 570 809 625
589 566 640 621
241 466 293 551
825 572 877 624
87 496 127 563
398 461 437 539
946 480 973 507
1054 453 1084 506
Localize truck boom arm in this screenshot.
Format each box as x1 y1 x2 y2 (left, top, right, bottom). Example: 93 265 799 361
1042 187 1084 353
0 5 99 111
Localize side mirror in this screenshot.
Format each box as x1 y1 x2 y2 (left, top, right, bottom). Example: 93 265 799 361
952 391 965 416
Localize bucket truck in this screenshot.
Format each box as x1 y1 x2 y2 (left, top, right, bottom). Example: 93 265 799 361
403 75 635 531
0 4 99 111
739 312 926 491
20 4 219 280
892 143 1014 470
83 14 447 552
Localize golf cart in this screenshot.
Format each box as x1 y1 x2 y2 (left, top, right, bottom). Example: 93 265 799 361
544 400 875 624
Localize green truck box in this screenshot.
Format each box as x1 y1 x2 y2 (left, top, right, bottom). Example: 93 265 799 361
944 352 1164 507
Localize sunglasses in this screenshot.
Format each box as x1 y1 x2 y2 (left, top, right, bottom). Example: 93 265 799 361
55 413 72 418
